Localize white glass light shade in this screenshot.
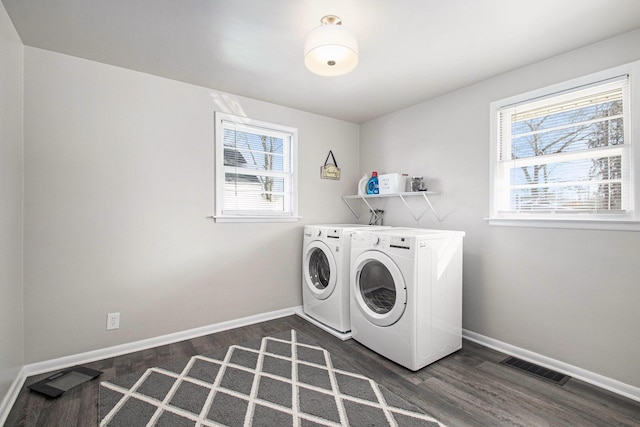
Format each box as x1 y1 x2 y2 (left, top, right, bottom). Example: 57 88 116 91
304 23 359 76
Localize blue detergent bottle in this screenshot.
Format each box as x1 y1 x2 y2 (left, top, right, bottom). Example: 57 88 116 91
366 171 379 194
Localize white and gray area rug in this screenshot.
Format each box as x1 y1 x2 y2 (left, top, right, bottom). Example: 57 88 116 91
99 330 445 426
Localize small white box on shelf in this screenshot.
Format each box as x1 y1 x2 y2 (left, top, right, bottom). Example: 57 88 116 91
378 173 407 194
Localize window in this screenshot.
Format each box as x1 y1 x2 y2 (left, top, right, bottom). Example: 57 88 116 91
214 112 298 222
489 61 640 230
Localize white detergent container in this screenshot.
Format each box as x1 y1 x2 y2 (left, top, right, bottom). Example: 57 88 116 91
358 175 368 196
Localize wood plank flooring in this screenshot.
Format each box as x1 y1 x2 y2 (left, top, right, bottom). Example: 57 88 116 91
5 315 640 426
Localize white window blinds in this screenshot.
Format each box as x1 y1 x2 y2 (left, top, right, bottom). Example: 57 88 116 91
495 76 630 215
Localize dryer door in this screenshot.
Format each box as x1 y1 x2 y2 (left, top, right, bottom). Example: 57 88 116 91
303 240 337 300
353 251 407 327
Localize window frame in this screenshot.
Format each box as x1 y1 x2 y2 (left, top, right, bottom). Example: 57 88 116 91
488 61 640 231
214 112 299 223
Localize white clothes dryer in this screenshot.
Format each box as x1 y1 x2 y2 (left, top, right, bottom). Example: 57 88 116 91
350 228 465 371
302 224 388 333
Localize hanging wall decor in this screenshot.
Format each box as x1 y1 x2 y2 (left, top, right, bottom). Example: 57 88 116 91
320 150 341 180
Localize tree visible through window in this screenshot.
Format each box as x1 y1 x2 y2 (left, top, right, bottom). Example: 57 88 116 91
493 76 629 217
215 113 298 222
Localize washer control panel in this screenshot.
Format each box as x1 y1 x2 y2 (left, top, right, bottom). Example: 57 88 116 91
355 233 412 250
304 227 322 237
389 236 411 250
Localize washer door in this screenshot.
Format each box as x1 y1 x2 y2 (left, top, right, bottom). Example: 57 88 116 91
303 240 337 300
353 251 407 327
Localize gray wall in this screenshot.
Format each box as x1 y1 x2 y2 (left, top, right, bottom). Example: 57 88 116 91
5 6 639 403
0 3 24 400
360 29 640 388
22 47 360 363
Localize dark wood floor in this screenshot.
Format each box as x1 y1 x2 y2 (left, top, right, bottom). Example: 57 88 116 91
5 315 640 426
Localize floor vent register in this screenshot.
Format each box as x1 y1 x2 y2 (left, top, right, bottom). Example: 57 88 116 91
500 356 570 386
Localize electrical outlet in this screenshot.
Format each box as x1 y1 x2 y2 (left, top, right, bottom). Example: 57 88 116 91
106 312 120 330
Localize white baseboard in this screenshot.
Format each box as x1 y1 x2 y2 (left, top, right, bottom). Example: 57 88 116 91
462 329 640 403
0 366 28 427
4 312 637 425
0 306 299 424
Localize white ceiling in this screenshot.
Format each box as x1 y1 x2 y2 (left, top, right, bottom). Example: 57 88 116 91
4 0 640 123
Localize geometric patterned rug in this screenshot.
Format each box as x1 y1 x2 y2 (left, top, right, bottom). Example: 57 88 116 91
99 330 445 426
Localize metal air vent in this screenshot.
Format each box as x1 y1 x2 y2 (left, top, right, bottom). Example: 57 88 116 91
500 356 570 385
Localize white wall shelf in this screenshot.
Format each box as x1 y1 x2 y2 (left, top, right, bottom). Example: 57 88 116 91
342 191 443 224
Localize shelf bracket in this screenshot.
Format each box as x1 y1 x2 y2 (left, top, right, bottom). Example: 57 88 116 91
397 193 442 224
398 194 426 224
420 192 443 222
342 192 442 224
341 196 361 219
342 195 381 223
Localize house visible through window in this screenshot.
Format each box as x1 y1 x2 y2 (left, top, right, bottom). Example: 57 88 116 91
489 61 640 230
215 112 298 222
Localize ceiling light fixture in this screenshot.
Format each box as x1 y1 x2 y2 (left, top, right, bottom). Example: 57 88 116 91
304 15 359 77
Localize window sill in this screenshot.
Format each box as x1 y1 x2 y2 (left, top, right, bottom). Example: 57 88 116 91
486 217 640 231
212 215 301 223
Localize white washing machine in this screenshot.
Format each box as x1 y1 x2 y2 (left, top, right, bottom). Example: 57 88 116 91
350 228 465 371
302 224 388 333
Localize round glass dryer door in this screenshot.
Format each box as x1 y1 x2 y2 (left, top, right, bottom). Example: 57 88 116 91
353 251 406 326
303 240 337 300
